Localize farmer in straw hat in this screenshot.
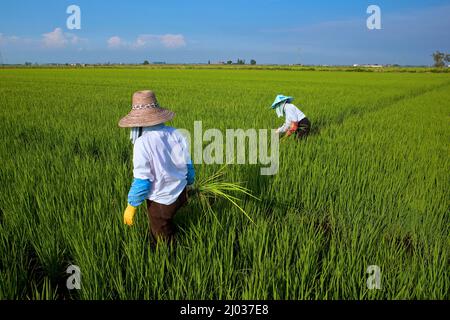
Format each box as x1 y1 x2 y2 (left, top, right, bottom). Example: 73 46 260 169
271 94 311 139
119 90 195 243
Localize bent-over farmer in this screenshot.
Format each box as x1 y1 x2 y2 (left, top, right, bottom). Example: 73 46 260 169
271 94 311 139
119 90 195 243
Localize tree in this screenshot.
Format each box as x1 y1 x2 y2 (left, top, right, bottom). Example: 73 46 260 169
208 60 211 64
432 51 445 68
143 60 150 65
446 54 450 64
250 59 256 65
226 60 233 64
236 58 245 65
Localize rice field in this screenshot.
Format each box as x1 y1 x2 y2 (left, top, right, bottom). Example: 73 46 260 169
0 67 448 299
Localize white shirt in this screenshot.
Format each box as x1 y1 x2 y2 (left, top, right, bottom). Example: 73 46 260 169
278 103 306 133
132 125 191 205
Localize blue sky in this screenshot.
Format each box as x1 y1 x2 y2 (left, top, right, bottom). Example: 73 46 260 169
0 0 449 65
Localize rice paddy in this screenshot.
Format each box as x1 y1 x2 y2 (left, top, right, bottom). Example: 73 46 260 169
0 67 448 299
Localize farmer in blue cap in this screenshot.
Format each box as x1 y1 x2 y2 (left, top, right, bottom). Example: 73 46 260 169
271 94 311 139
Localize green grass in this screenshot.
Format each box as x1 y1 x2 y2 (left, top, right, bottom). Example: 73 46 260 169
0 68 448 299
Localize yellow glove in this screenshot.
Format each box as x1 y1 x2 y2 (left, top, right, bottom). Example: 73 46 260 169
123 204 137 226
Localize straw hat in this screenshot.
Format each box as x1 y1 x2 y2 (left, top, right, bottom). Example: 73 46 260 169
118 90 175 127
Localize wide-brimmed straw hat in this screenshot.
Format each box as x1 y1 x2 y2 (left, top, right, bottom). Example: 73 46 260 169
118 90 175 128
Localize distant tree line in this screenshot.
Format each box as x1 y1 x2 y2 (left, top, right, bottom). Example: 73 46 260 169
432 51 450 68
225 58 256 65
142 58 257 65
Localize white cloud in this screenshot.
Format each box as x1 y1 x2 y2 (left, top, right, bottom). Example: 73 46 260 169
42 28 68 48
132 34 157 48
70 35 81 45
133 34 186 48
0 33 29 45
9 35 20 42
108 34 186 50
107 36 124 49
41 28 83 49
160 34 186 48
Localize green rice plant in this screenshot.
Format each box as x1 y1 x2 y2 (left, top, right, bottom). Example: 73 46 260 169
0 67 448 299
27 277 58 300
189 165 259 224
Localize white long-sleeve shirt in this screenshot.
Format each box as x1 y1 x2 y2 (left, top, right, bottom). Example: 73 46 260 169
132 124 191 205
277 103 306 133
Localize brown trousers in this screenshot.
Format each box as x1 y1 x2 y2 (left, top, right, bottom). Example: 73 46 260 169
146 188 187 243
295 117 311 139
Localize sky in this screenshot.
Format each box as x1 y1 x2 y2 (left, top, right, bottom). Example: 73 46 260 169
0 0 449 65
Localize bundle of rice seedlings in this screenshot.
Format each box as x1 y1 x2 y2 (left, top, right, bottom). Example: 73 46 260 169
188 165 259 224
280 124 309 142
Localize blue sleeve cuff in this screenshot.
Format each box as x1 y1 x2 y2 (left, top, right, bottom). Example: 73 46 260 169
187 163 195 185
127 178 152 207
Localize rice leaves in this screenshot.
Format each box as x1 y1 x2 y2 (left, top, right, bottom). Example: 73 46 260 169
189 165 259 224
0 67 448 299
